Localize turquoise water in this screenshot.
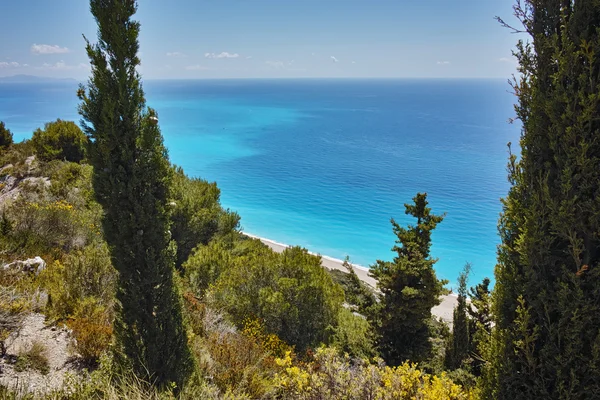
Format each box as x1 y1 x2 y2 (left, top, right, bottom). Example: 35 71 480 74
0 79 520 287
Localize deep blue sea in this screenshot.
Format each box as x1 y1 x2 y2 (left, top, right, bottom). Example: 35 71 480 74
0 79 520 287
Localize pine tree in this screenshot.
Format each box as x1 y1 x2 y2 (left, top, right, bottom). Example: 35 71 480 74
485 1 600 398
445 263 471 370
370 193 447 365
78 0 192 387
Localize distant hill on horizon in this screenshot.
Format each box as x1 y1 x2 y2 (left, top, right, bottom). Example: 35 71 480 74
0 75 78 83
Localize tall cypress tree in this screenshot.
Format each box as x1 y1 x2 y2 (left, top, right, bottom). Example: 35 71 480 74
78 0 192 387
370 193 447 365
485 1 600 398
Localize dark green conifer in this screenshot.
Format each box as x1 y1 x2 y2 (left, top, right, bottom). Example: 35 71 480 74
467 277 491 377
370 193 447 365
78 0 192 387
0 121 13 150
445 263 471 370
485 1 600 398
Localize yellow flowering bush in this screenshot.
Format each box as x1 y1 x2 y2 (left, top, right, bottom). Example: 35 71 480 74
273 347 478 400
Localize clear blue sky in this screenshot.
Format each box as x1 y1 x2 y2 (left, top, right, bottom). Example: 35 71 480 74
0 0 522 79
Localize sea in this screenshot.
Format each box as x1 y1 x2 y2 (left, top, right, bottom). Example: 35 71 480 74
0 78 520 287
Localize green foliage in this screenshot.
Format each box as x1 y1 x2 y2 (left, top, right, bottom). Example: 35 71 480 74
0 140 35 177
0 211 13 237
467 277 491 377
0 121 14 150
170 166 240 270
328 257 376 313
370 192 447 365
68 297 113 366
4 198 89 258
204 239 344 353
331 308 376 359
78 0 192 387
445 263 471 371
0 157 103 264
486 2 600 398
424 316 452 375
46 161 96 204
41 242 116 320
31 119 87 162
199 328 276 397
14 341 50 375
183 236 266 297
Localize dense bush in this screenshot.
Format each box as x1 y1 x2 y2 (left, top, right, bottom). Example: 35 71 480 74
1 160 102 259
273 347 478 399
46 161 96 205
67 297 113 365
5 198 91 257
31 119 88 162
41 242 116 320
209 242 344 352
330 308 376 359
0 121 13 150
328 258 376 313
183 236 268 296
171 166 240 269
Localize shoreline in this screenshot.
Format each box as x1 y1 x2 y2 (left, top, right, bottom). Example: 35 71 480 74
243 232 458 323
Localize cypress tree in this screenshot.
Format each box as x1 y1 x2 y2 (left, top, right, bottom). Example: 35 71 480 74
445 263 471 370
78 0 192 387
485 1 600 398
467 277 491 377
370 192 447 365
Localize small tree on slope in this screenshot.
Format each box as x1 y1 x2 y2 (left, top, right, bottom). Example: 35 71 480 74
445 263 471 371
78 0 192 387
370 193 447 365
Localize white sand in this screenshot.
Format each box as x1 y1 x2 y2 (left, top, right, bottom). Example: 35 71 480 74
244 233 457 323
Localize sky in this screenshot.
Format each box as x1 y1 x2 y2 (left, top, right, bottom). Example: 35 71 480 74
0 0 523 79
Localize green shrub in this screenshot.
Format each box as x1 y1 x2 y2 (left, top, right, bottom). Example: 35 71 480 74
273 347 478 400
68 297 113 365
0 121 13 150
31 119 88 162
46 161 95 204
0 140 36 178
41 242 116 320
200 330 275 397
331 308 377 359
171 166 240 270
210 242 344 352
14 341 50 375
184 240 234 296
328 258 376 313
7 198 85 256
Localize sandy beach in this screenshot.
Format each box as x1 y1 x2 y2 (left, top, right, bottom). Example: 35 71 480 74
245 233 458 323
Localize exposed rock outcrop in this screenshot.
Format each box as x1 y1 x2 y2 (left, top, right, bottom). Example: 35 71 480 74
2 257 47 276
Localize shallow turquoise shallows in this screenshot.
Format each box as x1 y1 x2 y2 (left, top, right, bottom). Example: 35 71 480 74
0 78 520 287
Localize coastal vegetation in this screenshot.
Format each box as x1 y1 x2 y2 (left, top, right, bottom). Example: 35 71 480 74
0 122 13 150
31 120 87 163
481 1 600 398
0 0 599 398
369 192 447 366
77 0 193 387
